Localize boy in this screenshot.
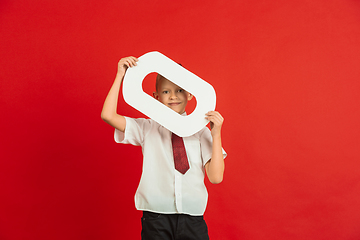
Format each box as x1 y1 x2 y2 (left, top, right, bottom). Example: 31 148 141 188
101 56 226 240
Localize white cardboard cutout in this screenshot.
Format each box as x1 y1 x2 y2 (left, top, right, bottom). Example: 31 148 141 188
122 51 216 137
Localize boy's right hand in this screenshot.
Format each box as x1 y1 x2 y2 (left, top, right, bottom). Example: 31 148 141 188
117 56 139 76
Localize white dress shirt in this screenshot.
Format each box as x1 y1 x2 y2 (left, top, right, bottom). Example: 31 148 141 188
114 116 227 216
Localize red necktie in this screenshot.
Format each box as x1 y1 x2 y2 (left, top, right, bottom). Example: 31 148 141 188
171 133 190 174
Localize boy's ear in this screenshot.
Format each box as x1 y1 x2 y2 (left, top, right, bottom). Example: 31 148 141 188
153 91 159 100
187 92 193 101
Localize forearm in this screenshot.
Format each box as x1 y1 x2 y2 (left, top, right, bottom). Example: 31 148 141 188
206 134 225 184
101 71 126 131
101 56 138 131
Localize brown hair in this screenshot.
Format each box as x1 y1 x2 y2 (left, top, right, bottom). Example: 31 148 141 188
155 74 165 92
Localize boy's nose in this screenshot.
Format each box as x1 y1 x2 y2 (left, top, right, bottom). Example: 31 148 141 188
170 92 177 99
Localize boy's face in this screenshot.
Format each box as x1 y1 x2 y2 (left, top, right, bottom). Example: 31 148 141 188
153 77 193 114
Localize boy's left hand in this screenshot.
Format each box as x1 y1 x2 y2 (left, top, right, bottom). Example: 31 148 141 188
205 111 224 137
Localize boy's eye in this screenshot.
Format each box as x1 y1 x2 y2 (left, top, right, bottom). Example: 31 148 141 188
162 90 169 94
178 89 184 92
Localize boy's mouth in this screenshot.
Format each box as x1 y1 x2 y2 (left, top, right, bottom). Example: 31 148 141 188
168 102 181 106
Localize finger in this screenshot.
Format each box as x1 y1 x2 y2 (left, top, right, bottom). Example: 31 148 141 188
130 56 139 62
120 57 138 67
127 58 138 67
125 59 137 68
126 60 134 67
206 112 223 121
205 116 220 125
129 56 139 64
206 111 222 118
206 115 223 126
124 61 132 67
213 113 224 123
119 59 128 67
121 61 130 68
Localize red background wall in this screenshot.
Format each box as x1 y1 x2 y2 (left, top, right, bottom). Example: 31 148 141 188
1 0 360 239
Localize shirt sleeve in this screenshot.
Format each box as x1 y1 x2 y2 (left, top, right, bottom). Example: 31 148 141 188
114 117 150 146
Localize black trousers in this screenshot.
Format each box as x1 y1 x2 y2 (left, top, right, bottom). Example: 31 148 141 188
141 211 209 240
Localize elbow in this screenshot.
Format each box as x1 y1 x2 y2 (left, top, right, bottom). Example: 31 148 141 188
209 175 223 184
101 112 107 121
206 161 225 184
101 111 112 123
